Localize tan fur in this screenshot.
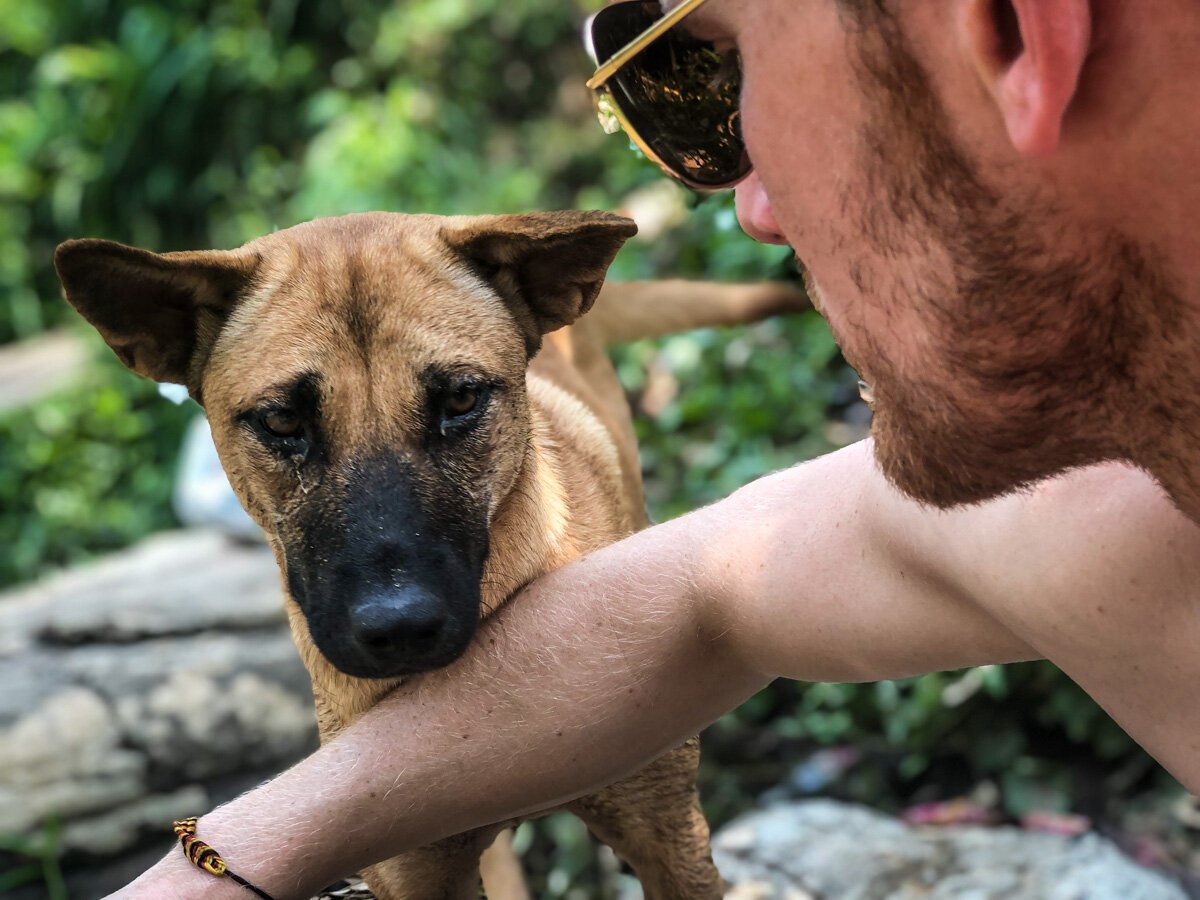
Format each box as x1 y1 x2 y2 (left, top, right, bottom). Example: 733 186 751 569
54 212 807 900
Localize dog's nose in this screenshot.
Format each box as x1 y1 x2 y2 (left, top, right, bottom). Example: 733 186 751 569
350 587 448 659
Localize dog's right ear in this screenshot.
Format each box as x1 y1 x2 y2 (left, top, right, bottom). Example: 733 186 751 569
444 210 637 356
54 239 258 394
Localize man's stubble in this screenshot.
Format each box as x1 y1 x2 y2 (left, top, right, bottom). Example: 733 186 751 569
835 11 1185 509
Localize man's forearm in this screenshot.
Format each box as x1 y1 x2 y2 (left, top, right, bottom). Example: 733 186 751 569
123 503 768 899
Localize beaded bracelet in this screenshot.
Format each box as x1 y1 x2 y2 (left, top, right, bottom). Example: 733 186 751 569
173 818 276 900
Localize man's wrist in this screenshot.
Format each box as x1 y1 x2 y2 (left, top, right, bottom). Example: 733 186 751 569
111 843 251 900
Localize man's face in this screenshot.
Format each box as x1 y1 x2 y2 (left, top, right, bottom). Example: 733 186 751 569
681 0 1177 507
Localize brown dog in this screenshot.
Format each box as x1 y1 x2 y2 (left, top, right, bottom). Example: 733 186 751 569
54 211 804 899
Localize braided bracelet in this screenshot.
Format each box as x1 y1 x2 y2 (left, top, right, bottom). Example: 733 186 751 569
173 818 276 900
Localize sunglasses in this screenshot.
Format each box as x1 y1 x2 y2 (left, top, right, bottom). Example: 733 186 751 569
585 0 751 191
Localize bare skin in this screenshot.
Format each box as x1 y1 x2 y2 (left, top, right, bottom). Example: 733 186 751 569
112 1 1200 896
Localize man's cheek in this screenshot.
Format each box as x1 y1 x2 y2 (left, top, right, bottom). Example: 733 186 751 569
802 272 858 362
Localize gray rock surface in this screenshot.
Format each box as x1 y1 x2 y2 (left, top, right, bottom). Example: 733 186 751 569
0 330 88 413
712 800 1188 900
0 530 317 897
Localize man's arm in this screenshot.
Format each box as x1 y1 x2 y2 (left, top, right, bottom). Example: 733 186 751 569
115 442 1062 899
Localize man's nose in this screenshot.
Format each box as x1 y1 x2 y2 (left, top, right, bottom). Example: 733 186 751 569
735 172 788 245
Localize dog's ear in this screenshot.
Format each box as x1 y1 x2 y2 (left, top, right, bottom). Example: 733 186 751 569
445 210 637 355
54 238 259 393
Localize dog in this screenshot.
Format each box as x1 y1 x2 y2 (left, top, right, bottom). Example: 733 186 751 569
55 211 806 899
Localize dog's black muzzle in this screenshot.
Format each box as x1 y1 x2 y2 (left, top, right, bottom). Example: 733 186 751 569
283 456 489 679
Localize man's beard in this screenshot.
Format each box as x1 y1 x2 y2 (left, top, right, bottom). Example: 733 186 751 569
838 11 1179 509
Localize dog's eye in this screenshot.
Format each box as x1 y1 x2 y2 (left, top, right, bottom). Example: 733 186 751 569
262 408 304 438
443 385 480 419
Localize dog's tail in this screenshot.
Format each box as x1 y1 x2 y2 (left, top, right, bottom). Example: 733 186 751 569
588 279 810 345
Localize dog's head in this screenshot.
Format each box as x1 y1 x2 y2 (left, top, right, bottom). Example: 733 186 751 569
55 211 636 679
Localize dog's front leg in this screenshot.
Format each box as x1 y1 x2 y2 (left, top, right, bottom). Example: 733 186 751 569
364 827 505 900
567 737 723 900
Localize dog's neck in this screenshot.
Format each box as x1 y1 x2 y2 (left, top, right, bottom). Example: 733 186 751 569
480 396 586 616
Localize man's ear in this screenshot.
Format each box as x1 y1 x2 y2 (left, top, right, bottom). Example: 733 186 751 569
444 210 638 355
54 239 259 394
958 0 1092 156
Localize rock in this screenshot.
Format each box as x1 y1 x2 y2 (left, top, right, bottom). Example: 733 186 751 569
0 687 145 834
0 530 317 897
0 330 88 413
62 787 210 857
711 800 1188 900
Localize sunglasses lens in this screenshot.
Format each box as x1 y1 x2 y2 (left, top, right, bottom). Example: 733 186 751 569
590 2 750 188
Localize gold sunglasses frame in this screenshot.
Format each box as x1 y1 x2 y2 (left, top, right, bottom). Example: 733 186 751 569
584 0 751 192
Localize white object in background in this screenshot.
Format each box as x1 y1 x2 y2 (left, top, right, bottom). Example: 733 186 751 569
173 416 263 542
157 382 191 405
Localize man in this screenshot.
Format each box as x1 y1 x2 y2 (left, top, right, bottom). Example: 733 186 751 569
115 1 1200 897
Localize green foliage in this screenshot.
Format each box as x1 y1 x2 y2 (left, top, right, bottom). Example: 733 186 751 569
702 661 1146 825
0 347 192 587
619 310 846 518
0 0 658 343
0 818 67 899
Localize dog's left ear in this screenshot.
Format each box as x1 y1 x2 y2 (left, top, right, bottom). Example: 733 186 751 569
54 238 259 395
445 210 637 355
